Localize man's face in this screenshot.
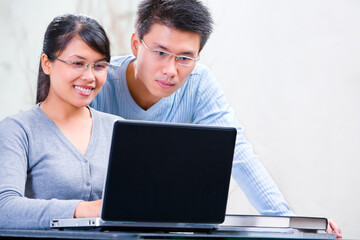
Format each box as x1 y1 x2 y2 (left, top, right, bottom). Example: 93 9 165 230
131 23 201 104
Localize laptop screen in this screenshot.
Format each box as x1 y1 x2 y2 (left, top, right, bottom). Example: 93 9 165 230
101 120 236 224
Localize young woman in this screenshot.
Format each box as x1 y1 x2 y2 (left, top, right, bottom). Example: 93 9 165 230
0 14 120 229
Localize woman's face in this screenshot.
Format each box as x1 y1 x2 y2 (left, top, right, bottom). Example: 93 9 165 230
43 36 108 108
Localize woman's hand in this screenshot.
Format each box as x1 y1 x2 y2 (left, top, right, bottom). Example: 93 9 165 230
73 200 102 218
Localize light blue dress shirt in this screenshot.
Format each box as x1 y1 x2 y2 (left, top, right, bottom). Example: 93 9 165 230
91 55 293 216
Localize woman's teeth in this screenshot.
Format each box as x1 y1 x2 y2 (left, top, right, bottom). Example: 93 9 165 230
75 86 92 93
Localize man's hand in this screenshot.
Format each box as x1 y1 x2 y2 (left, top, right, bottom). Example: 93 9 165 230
326 219 342 239
73 200 102 218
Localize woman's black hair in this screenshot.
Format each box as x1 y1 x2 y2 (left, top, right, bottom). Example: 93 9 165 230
36 14 110 104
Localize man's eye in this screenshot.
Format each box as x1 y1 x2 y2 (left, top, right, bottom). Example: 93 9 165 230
156 51 166 56
178 57 191 62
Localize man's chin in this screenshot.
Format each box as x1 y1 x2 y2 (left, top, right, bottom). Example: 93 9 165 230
157 91 176 99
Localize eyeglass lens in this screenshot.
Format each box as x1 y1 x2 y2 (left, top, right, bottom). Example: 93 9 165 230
157 53 193 66
70 60 108 72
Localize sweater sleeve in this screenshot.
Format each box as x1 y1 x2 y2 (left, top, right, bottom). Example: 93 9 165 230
191 67 293 216
0 118 81 229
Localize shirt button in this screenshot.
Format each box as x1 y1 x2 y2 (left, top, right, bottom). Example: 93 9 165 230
86 182 90 186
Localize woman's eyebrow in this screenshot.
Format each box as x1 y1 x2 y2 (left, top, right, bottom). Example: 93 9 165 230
66 55 107 62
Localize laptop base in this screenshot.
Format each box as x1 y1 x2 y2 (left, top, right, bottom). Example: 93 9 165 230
51 218 217 233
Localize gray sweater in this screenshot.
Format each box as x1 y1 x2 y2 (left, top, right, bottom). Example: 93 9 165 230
0 105 120 229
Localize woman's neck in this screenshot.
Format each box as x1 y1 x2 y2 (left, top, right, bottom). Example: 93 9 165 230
40 98 91 123
39 97 93 155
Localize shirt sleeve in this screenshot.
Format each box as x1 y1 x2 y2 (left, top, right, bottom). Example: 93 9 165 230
0 118 81 229
191 68 293 216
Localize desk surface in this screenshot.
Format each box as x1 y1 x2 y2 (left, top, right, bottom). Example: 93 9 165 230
0 228 337 240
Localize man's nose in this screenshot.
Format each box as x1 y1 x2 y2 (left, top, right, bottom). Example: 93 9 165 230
162 55 177 77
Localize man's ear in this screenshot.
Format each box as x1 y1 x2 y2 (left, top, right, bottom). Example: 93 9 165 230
130 33 140 57
41 53 51 75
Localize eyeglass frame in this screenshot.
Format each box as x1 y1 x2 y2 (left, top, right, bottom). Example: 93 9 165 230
140 39 200 66
48 55 112 73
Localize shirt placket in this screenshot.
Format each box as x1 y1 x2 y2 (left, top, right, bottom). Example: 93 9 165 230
81 156 92 200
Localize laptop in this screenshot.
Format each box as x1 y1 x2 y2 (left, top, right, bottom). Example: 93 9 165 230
51 120 236 232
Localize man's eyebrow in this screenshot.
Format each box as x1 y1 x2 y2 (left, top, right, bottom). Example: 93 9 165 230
153 43 196 57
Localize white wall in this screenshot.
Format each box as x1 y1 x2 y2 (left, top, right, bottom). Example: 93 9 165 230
202 0 360 238
0 0 359 238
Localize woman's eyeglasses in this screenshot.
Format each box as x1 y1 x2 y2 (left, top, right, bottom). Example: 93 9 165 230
49 55 111 74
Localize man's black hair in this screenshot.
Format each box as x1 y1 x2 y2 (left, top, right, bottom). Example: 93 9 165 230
136 0 214 51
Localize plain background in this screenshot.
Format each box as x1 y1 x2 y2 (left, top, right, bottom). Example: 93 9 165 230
0 0 359 238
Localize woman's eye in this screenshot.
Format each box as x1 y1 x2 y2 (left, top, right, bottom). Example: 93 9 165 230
94 63 107 71
95 64 106 69
72 61 85 67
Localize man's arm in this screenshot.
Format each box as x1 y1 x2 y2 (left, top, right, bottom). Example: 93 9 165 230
191 65 293 216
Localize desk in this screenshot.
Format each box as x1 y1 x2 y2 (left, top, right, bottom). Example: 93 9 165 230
0 228 337 240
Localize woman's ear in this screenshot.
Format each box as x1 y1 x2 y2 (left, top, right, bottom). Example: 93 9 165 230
130 33 140 57
41 53 51 75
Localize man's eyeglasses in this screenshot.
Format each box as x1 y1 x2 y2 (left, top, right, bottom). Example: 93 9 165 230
141 39 199 67
49 55 111 74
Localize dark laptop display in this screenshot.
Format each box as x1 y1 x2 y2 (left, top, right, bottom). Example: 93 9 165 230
51 120 236 231
102 120 236 224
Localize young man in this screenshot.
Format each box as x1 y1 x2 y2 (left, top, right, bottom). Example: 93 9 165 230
91 0 341 236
